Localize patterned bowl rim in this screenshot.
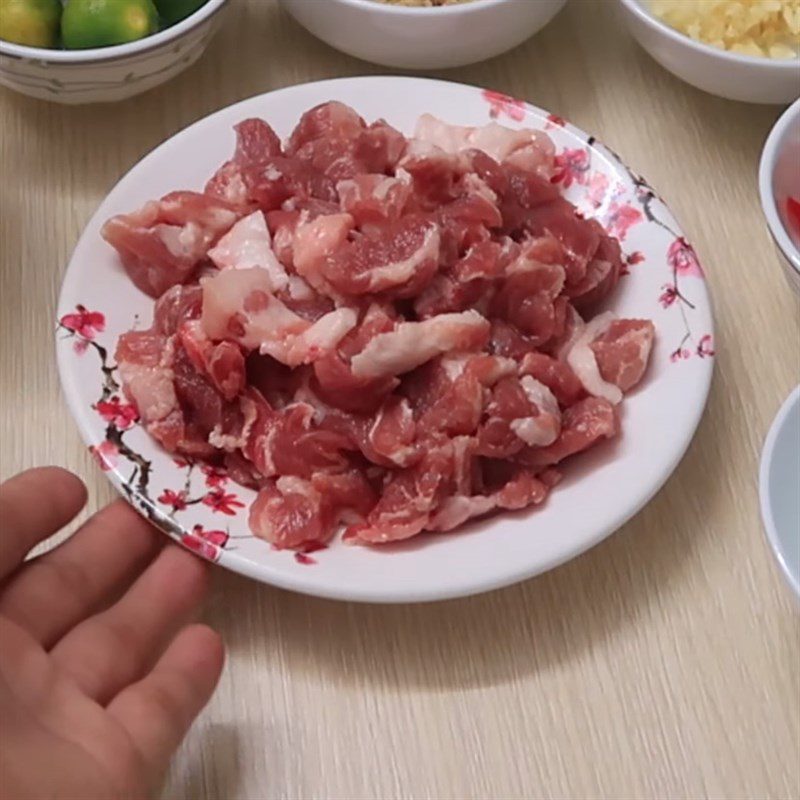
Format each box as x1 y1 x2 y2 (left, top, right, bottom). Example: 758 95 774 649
0 0 229 64
56 76 715 603
758 96 800 280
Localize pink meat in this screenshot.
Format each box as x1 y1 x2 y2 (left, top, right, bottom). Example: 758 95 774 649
200 267 357 366
116 330 184 452
316 214 441 298
179 321 246 402
102 192 238 298
413 115 555 179
337 174 411 226
346 445 454 543
590 319 655 392
240 390 352 480
106 107 654 550
565 226 624 312
350 310 490 380
249 476 332 549
233 118 283 163
153 284 203 336
518 351 585 408
311 305 400 414
288 103 405 180
428 464 555 532
250 467 378 550
368 395 419 467
517 396 618 467
475 374 561 459
287 102 367 153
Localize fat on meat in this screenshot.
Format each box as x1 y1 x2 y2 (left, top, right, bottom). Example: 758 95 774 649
106 104 655 550
102 191 238 298
350 310 491 379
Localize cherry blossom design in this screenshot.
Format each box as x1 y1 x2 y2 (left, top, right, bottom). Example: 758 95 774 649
697 334 715 358
202 489 245 516
292 540 329 565
669 348 692 363
95 397 139 430
585 172 610 208
158 488 188 512
626 251 645 266
60 305 105 340
552 148 590 189
668 237 704 278
546 113 566 128
605 201 642 241
482 89 526 122
201 464 228 488
192 524 230 548
173 457 191 469
659 284 678 308
180 532 220 562
89 440 119 471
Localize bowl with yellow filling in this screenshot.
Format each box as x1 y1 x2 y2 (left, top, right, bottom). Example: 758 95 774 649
617 0 800 104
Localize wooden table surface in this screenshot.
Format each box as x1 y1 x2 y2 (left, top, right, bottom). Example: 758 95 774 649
2 1 799 798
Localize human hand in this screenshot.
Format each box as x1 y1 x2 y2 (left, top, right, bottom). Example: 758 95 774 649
0 468 224 800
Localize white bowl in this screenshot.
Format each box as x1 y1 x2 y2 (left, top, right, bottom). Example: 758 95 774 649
0 0 229 104
617 0 800 104
759 98 800 293
278 0 566 69
56 76 715 603
760 386 800 602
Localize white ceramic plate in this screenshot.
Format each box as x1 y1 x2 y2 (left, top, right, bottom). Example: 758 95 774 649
56 77 714 603
759 385 800 602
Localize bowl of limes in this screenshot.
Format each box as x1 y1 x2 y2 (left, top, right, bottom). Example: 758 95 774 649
0 0 229 104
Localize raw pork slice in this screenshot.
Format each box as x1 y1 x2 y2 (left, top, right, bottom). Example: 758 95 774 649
106 106 655 551
590 319 655 392
208 210 289 291
350 311 490 379
414 114 556 178
102 192 238 298
200 267 357 366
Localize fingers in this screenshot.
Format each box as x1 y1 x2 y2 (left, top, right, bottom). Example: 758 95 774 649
0 500 162 648
108 624 224 787
50 546 210 705
0 468 87 581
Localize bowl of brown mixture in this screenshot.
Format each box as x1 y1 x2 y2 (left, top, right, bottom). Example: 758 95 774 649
279 0 566 69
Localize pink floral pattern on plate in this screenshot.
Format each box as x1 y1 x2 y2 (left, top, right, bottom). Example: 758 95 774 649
552 147 591 189
58 305 246 564
481 89 526 122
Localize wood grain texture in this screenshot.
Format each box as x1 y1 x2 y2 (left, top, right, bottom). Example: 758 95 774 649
1 1 799 798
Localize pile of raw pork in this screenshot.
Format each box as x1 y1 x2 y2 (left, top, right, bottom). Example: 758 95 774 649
103 102 654 549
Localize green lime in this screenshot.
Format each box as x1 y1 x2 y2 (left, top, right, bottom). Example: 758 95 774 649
0 0 61 48
154 0 206 26
61 0 159 49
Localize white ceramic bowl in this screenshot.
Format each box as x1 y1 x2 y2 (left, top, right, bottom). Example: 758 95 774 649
0 0 229 104
617 0 800 104
278 0 566 70
56 76 715 603
759 385 800 602
759 98 800 293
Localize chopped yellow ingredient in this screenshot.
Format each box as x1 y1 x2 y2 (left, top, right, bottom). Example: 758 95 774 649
650 0 800 58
